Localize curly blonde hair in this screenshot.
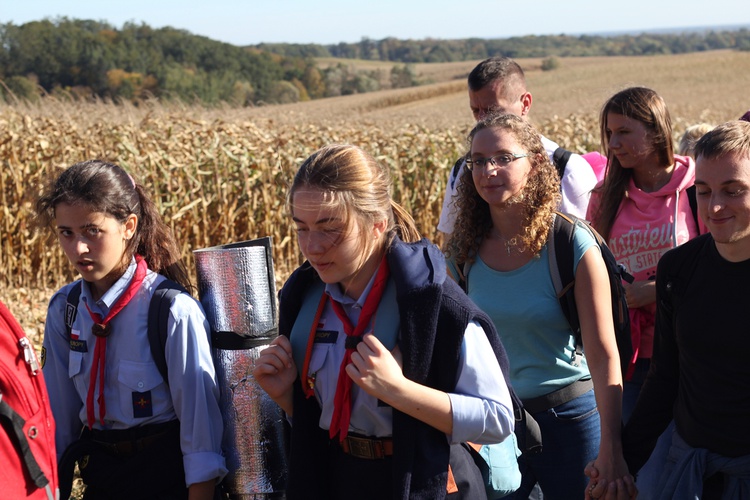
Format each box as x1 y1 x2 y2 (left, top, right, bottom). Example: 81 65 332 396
445 114 560 268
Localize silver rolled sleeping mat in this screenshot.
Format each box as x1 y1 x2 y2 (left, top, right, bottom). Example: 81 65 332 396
193 237 287 499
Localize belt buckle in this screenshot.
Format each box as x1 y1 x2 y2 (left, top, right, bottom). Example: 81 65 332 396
346 436 380 459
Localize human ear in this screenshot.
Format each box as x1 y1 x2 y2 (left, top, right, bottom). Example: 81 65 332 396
123 214 138 240
519 92 532 117
372 219 388 239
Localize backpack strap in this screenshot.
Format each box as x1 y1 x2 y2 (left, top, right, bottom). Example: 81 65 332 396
64 281 82 337
548 212 584 365
147 279 189 386
0 397 51 492
552 147 573 179
449 156 465 190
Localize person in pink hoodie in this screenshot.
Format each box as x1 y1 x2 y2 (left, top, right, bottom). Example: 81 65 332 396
586 87 701 426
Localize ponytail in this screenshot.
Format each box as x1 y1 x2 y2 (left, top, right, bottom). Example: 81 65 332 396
390 201 421 243
131 183 192 290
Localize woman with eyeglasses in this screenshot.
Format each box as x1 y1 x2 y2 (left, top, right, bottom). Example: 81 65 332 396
445 114 632 499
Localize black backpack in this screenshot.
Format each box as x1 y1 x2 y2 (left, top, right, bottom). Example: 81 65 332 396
64 278 188 385
552 147 573 178
549 212 634 378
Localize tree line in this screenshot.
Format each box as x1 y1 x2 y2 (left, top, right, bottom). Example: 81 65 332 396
0 18 420 105
1 18 748 106
258 28 750 61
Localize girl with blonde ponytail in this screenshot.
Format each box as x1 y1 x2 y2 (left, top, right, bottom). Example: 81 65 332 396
254 144 515 499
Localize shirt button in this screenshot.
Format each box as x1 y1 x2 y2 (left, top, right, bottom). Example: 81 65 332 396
138 381 144 389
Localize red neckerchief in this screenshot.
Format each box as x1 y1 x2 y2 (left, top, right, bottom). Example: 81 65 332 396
327 257 390 442
83 255 148 428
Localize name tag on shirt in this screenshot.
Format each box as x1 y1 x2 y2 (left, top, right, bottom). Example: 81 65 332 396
314 330 339 344
69 331 88 352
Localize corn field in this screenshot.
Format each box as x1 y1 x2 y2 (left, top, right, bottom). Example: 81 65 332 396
3 49 749 342
0 100 475 292
0 99 733 295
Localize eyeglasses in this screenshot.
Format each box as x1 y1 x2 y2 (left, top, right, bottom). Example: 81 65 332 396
465 153 529 171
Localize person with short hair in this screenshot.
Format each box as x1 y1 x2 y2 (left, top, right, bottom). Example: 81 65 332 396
586 120 750 499
438 56 597 236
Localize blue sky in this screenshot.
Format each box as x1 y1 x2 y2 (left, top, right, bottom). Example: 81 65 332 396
2 0 749 46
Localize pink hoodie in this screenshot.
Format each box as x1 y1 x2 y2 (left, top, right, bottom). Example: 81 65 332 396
582 152 607 182
587 155 700 363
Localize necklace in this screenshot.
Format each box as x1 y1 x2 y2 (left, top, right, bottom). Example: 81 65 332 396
490 227 516 256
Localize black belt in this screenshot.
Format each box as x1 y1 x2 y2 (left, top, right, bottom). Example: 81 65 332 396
85 420 179 456
522 378 594 414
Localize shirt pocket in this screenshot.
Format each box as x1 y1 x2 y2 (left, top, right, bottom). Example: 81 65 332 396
118 360 170 419
68 351 84 378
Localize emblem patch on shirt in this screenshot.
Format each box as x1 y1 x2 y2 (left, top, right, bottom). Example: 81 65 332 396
132 391 153 418
65 301 78 329
69 332 88 352
314 330 338 344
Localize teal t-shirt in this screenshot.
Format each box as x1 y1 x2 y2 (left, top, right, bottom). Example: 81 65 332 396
455 221 599 400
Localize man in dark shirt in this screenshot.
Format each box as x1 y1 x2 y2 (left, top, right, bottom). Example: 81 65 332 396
585 120 750 499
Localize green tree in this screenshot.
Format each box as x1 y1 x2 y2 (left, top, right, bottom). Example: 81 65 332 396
390 64 417 88
541 56 560 71
1 75 40 102
267 80 299 104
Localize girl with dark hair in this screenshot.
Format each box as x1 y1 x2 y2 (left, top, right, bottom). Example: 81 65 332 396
252 144 515 499
445 114 630 499
587 87 701 423
36 160 226 499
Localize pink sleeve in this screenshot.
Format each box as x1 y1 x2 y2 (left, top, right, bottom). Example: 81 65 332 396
585 188 602 222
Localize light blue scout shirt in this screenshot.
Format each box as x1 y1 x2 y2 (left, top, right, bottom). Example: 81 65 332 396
451 220 598 400
42 259 227 486
305 267 515 445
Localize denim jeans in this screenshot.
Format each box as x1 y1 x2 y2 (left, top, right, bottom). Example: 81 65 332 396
635 421 675 499
507 388 600 500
